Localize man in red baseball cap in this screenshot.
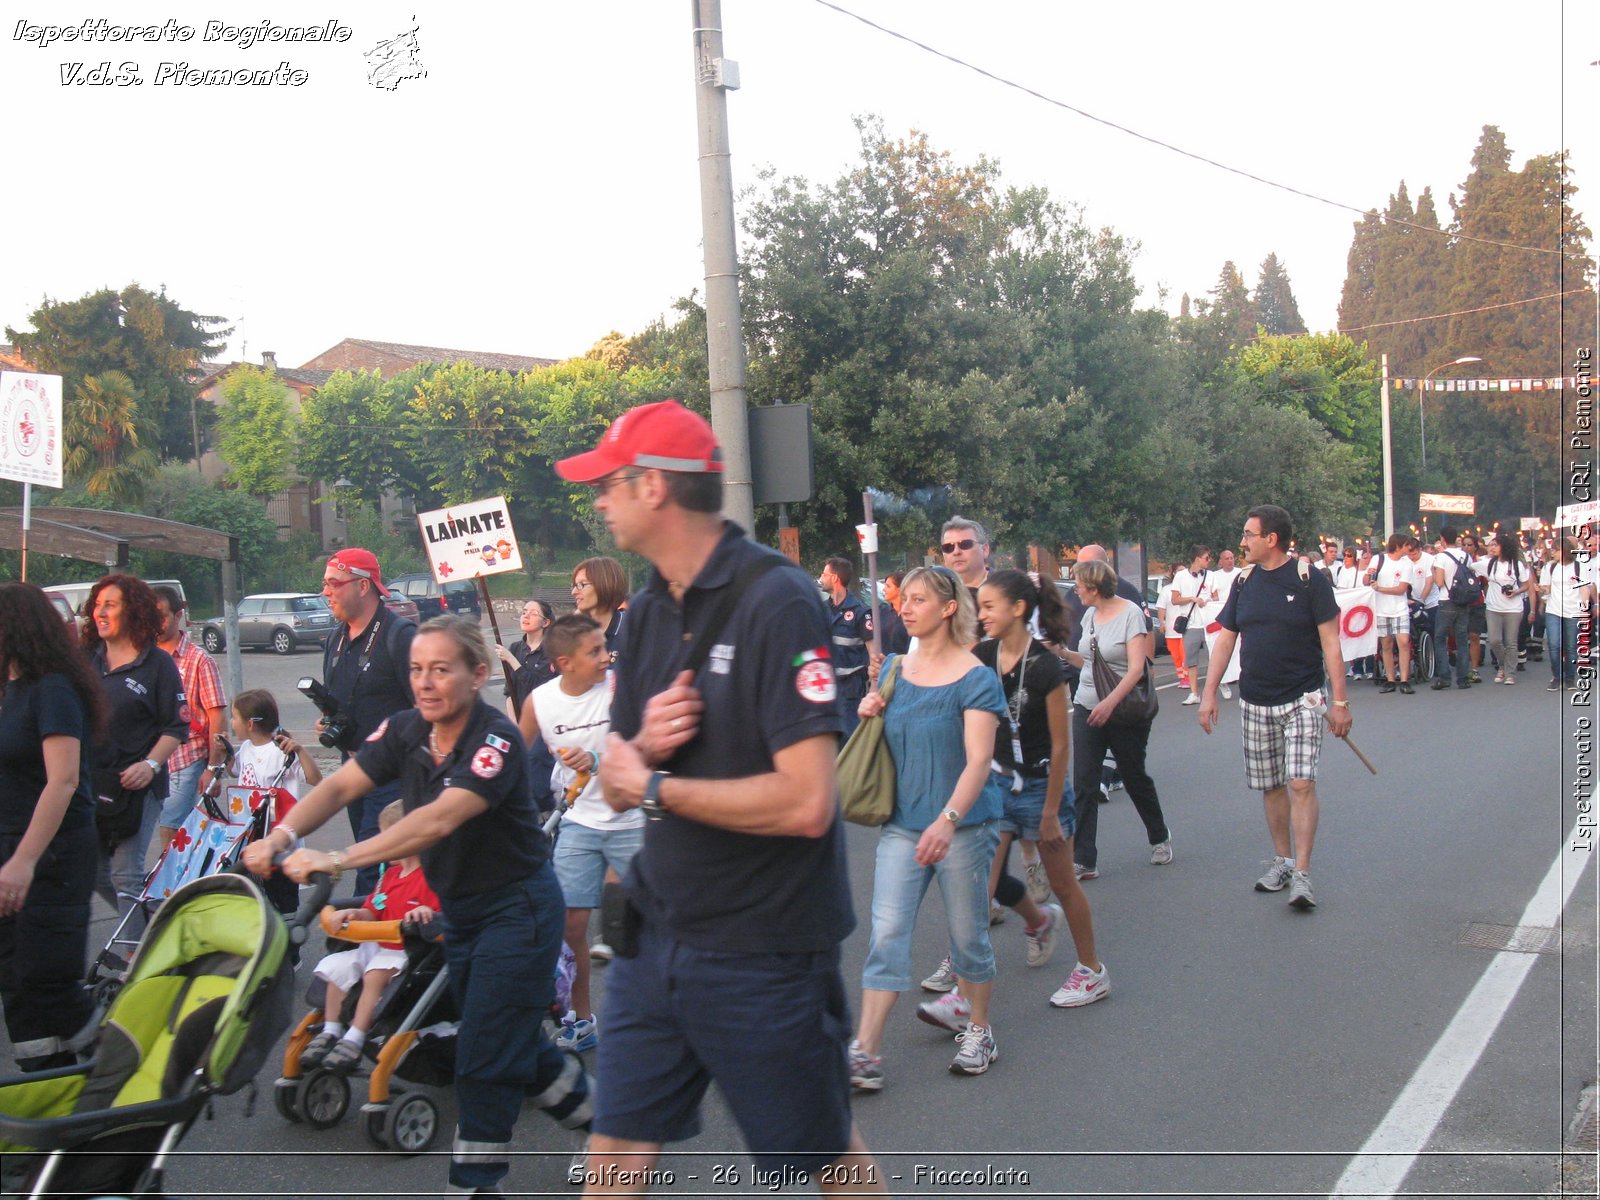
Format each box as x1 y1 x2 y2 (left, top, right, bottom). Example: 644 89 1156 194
319 547 416 893
556 401 884 1195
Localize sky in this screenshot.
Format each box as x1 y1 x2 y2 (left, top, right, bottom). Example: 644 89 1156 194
3 1 1594 372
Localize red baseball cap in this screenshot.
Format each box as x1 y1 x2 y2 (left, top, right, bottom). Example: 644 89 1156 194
326 548 390 597
555 400 723 483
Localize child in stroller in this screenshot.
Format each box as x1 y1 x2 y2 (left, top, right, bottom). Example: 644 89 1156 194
301 800 440 1073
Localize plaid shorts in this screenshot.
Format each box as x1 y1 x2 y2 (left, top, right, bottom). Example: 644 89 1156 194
1239 697 1323 791
1375 613 1410 638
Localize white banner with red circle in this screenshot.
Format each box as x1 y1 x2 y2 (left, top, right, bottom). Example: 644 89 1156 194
1333 585 1378 662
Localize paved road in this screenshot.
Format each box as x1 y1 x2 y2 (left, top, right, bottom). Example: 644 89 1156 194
4 649 1593 1199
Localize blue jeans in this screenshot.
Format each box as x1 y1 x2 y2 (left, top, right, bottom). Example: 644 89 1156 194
1436 602 1472 685
862 821 998 991
1546 613 1581 683
158 759 205 828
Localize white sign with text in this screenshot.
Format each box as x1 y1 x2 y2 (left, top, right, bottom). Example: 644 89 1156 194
416 495 523 582
0 371 63 488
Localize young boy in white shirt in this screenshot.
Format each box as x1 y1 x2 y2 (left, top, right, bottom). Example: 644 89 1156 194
523 613 641 1053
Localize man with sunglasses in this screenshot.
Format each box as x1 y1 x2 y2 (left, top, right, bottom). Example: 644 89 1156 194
320 548 416 893
940 517 991 598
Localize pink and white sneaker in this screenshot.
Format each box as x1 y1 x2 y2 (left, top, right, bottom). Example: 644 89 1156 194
1049 961 1110 1008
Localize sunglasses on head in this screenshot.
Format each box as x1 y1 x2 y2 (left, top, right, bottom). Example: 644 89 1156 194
941 538 976 554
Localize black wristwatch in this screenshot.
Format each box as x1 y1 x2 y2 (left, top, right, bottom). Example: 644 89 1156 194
641 771 670 820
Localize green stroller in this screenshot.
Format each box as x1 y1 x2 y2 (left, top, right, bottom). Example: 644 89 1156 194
0 870 329 1198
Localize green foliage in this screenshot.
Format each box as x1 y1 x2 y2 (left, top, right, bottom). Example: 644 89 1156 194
297 368 435 511
405 361 540 505
735 117 1171 560
61 370 159 504
1252 253 1306 336
6 284 230 462
215 366 295 498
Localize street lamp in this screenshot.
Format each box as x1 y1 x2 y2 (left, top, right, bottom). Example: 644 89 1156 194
1419 356 1483 477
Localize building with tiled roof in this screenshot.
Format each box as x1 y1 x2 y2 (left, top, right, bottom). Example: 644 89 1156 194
299 338 559 378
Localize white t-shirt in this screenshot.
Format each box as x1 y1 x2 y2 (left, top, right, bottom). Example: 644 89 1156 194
1371 554 1412 618
1433 547 1472 600
234 739 308 798
1541 559 1594 619
1166 568 1207 636
530 675 640 830
1484 559 1530 614
1409 552 1438 607
1332 563 1362 589
1204 568 1241 626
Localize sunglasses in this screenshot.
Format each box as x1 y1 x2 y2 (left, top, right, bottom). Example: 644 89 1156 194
941 538 977 554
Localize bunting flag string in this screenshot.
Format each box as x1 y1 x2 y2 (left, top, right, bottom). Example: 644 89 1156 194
1391 376 1583 392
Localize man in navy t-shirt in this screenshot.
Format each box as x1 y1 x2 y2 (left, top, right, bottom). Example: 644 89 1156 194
555 400 883 1197
1197 505 1352 911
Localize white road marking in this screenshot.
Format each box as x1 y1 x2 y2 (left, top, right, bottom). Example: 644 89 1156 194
1330 834 1592 1197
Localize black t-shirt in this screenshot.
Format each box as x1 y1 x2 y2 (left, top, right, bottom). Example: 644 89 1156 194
354 699 545 901
612 522 854 954
0 673 95 834
91 643 188 796
323 606 417 747
1219 560 1341 706
506 638 556 717
974 639 1065 775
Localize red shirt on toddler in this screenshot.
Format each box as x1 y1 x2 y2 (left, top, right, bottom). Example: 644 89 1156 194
363 862 440 950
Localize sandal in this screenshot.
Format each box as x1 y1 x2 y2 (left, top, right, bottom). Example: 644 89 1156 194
322 1038 364 1073
300 1030 339 1069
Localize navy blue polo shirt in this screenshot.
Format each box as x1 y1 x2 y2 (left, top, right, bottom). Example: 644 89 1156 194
355 699 544 901
1219 560 1341 706
0 673 95 834
323 605 417 746
91 643 188 795
612 522 854 954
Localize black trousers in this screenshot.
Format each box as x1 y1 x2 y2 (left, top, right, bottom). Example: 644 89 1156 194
1071 705 1168 870
0 821 96 1070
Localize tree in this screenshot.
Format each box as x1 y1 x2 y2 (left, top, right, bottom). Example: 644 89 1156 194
404 362 540 505
7 284 231 461
1252 253 1306 335
1337 209 1382 338
734 117 1170 557
214 366 295 498
297 368 433 511
61 370 158 504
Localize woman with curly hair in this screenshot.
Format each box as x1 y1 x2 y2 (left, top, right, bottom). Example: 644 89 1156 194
0 583 105 1068
82 574 188 926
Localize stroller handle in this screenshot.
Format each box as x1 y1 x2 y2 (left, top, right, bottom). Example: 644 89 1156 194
319 906 405 944
286 860 335 946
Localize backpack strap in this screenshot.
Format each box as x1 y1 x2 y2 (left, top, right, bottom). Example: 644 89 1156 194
680 555 788 677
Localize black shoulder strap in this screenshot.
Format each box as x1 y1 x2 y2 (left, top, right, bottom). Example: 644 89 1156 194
680 556 787 677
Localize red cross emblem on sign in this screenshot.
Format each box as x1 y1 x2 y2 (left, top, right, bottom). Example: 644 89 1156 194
438 562 453 578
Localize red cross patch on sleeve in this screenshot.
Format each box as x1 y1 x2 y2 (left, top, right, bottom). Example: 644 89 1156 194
471 746 504 779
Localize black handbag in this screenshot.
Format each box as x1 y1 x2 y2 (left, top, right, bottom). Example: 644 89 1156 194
1089 615 1159 725
92 766 147 848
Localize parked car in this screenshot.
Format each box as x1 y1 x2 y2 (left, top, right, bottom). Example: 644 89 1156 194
383 593 421 623
196 593 335 655
387 572 483 620
47 593 75 625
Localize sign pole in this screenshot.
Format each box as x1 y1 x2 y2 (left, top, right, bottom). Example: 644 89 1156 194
19 483 29 582
477 576 503 647
861 491 881 658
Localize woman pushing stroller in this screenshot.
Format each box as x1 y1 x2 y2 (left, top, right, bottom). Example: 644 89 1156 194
243 614 591 1197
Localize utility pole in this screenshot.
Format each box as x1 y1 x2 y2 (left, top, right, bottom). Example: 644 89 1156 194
1380 353 1394 540
691 0 754 532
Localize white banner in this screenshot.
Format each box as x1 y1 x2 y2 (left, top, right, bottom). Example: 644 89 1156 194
416 495 523 582
1556 500 1600 529
1333 585 1378 662
0 371 64 488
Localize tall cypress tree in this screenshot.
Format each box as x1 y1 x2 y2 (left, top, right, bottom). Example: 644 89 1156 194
1338 208 1382 339
1253 253 1306 335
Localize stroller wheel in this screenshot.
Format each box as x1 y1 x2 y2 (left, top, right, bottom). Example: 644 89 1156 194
385 1092 440 1154
362 1105 390 1148
301 1068 351 1128
274 1077 304 1123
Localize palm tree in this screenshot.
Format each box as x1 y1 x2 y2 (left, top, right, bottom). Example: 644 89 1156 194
64 370 158 504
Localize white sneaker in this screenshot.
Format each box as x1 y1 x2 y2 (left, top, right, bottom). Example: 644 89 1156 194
1149 839 1174 866
1024 902 1063 968
1219 683 1233 699
1049 961 1110 1008
1182 693 1200 706
920 957 958 993
988 900 1007 926
949 1023 997 1075
1023 859 1051 904
917 990 971 1032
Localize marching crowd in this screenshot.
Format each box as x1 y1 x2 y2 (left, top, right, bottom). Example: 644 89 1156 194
0 393 1591 1197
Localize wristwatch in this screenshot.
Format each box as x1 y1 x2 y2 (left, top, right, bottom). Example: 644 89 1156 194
641 771 670 820
941 806 961 824
1331 700 1350 709
143 758 161 772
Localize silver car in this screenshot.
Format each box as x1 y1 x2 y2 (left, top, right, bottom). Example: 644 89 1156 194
197 593 334 655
